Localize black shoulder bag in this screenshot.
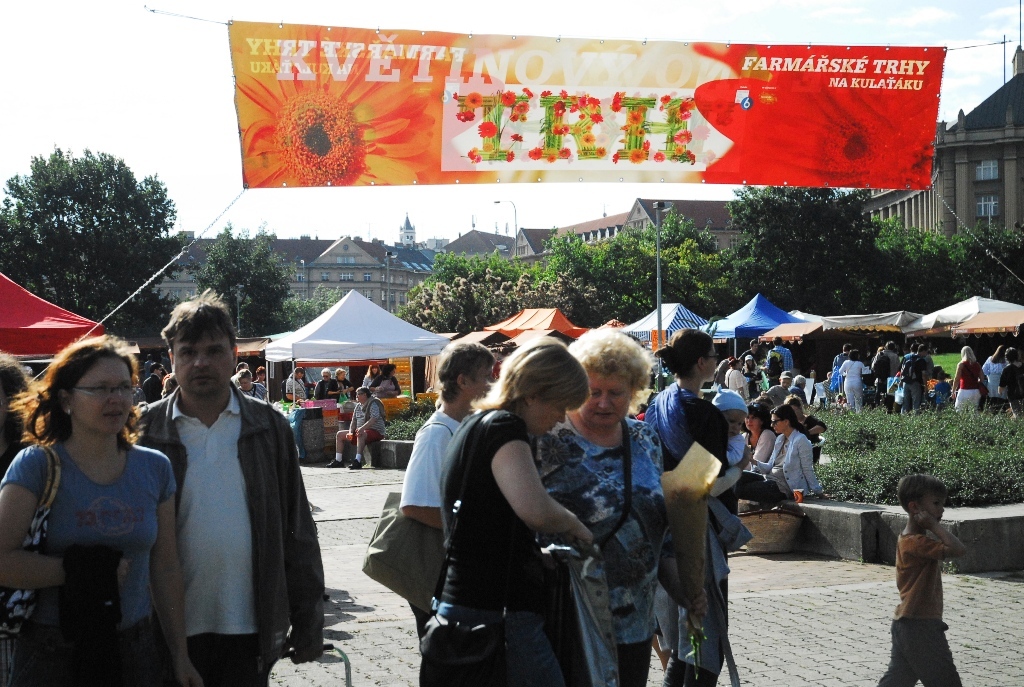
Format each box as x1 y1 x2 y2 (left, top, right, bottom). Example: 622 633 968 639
419 411 513 687
545 420 633 686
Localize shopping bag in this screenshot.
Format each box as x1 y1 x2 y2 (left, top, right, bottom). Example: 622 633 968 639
543 544 619 687
362 493 445 612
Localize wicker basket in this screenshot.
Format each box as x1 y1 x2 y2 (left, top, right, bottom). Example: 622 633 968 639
740 508 805 554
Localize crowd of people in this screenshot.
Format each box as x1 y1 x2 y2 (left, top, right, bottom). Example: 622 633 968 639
721 336 1024 418
0 291 970 687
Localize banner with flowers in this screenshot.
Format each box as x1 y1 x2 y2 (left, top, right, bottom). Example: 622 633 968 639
229 21 944 190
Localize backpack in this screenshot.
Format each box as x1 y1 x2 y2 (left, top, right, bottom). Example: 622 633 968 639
766 350 783 379
900 355 919 384
871 354 891 380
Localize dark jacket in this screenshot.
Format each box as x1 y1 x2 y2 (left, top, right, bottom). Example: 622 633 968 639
137 386 324 670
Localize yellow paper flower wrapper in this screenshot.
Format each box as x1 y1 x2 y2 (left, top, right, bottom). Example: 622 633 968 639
661 441 721 643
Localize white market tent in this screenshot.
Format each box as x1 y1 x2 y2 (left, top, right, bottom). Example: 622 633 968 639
789 310 823 323
905 297 1024 337
623 303 709 342
265 290 450 362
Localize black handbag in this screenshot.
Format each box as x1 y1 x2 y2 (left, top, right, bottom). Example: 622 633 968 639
0 446 61 638
544 420 633 687
419 411 513 687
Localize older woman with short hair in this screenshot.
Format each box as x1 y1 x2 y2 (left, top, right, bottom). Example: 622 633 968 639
536 330 679 687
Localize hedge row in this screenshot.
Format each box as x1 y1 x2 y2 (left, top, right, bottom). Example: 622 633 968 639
817 408 1024 507
385 398 437 441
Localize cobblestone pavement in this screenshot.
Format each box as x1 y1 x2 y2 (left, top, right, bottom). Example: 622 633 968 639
269 465 1024 686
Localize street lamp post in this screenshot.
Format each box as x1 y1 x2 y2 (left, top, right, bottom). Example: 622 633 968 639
493 200 518 237
385 251 395 312
299 259 307 299
235 284 244 336
651 201 672 390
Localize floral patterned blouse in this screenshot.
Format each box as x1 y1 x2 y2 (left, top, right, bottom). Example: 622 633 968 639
536 418 670 644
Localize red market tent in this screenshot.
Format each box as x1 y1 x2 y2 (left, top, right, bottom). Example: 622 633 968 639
0 272 103 356
484 308 588 339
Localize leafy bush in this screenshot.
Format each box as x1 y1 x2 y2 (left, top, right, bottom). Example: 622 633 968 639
818 408 1024 506
384 397 437 441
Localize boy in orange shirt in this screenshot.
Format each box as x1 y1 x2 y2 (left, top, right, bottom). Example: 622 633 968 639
878 474 967 687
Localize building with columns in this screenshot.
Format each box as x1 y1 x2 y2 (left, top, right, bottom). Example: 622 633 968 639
867 47 1024 235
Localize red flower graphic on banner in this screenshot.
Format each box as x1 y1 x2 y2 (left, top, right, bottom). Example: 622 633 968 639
511 133 524 142
465 92 484 108
478 121 498 138
674 130 693 145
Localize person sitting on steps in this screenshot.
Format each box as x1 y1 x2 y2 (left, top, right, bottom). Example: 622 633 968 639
328 387 385 469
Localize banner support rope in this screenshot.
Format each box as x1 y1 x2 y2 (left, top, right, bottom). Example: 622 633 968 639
144 5 228 25
938 195 1024 288
80 188 248 338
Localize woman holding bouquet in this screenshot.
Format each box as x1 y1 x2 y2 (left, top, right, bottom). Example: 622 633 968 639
644 329 746 687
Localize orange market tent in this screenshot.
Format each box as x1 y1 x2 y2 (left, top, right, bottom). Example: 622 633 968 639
0 271 103 356
444 330 511 346
950 310 1024 337
504 329 576 347
484 308 588 339
759 321 827 343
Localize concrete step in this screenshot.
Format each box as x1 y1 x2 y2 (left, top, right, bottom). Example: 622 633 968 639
794 500 1024 573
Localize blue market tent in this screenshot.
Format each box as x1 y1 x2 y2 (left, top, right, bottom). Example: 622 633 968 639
623 303 709 342
712 294 805 341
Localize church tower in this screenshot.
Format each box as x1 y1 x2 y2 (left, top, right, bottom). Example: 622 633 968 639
400 214 416 246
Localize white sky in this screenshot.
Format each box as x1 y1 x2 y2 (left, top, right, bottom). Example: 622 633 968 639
2 1 1020 243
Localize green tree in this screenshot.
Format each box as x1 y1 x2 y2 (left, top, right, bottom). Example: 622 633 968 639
192 226 291 336
541 212 739 324
727 187 879 314
0 149 181 336
868 218 960 313
949 222 1024 305
280 285 345 332
399 259 524 334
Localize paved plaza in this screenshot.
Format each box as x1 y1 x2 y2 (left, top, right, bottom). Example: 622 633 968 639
269 465 1024 686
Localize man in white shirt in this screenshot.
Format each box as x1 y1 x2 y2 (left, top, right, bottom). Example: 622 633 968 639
138 291 324 686
399 341 495 636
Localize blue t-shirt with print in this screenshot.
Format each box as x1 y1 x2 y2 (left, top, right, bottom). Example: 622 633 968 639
2 444 176 628
536 419 669 644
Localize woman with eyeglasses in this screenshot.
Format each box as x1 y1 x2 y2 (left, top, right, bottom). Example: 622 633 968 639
0 336 200 687
738 404 825 505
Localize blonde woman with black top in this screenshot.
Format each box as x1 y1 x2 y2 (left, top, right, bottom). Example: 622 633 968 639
426 337 592 687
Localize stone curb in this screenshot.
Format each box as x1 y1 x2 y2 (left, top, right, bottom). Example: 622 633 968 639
794 501 1024 573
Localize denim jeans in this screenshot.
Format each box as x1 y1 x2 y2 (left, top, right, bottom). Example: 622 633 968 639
10 618 159 687
901 382 923 413
437 604 565 687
